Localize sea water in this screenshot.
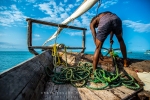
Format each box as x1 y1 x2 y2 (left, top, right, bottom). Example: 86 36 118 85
0 51 150 73
0 51 34 73
85 51 150 60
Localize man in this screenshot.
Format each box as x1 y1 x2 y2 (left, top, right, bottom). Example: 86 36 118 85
90 11 128 71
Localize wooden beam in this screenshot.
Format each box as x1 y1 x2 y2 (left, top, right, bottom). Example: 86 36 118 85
26 18 87 31
28 46 85 49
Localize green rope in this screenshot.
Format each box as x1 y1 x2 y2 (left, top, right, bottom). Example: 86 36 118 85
44 61 140 90
44 49 140 90
43 37 141 90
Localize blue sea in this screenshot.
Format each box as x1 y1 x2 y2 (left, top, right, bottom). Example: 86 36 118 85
0 51 34 73
0 51 150 73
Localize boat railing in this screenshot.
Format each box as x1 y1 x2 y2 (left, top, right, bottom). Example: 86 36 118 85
26 18 87 55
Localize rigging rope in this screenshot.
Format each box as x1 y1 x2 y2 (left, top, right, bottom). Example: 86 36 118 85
96 0 102 16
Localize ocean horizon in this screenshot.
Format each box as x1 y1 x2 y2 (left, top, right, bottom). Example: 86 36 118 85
0 51 150 73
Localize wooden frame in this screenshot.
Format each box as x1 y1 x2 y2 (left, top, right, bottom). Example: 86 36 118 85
26 18 87 55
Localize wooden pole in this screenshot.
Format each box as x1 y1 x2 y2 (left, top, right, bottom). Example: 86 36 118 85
81 30 86 53
28 46 85 49
27 20 39 55
26 18 87 31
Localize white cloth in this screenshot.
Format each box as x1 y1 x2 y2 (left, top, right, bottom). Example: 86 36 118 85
137 72 150 91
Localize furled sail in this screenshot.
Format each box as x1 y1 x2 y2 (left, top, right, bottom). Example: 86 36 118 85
43 0 99 46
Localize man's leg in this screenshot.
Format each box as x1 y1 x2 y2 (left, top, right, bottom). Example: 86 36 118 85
93 38 103 71
116 33 128 67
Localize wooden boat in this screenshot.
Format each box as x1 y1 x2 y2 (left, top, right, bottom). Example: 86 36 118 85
0 19 150 100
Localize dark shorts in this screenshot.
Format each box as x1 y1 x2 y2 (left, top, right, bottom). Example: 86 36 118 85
96 13 122 42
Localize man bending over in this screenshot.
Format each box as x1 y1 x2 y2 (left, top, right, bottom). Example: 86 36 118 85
90 11 128 71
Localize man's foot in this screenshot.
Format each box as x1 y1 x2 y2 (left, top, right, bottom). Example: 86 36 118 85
90 70 96 80
124 59 128 67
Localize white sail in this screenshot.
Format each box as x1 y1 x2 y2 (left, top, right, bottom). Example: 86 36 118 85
43 0 99 46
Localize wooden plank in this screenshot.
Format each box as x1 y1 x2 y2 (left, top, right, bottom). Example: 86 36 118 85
41 81 55 100
56 84 68 100
31 75 46 100
77 88 102 100
85 81 120 100
116 86 143 100
108 87 129 99
67 84 81 100
90 89 120 100
116 86 135 95
41 82 82 100
51 83 61 100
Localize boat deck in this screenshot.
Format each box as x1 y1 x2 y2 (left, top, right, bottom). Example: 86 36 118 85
41 80 142 100
41 52 150 100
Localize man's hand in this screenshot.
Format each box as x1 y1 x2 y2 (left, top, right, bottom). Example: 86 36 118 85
110 40 114 44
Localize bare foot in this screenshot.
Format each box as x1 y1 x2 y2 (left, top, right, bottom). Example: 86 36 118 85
124 59 128 67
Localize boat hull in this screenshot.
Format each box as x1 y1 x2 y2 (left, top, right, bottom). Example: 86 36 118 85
0 50 54 100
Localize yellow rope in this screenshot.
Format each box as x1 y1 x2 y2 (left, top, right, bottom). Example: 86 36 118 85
64 46 67 67
52 43 67 67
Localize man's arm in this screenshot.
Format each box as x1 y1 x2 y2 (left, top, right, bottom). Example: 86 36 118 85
90 21 97 45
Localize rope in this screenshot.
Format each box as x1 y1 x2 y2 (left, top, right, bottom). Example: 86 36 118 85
96 0 102 16
51 43 67 67
44 56 140 90
45 41 140 90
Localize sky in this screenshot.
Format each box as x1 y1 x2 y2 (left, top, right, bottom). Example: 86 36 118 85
0 0 150 52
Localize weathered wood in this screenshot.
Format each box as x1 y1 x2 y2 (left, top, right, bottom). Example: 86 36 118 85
30 75 46 100
109 88 130 99
41 81 81 100
116 86 143 100
81 30 86 53
27 20 38 55
116 86 135 95
77 88 102 100
90 89 120 100
29 46 85 50
41 81 141 100
41 81 54 100
26 18 87 55
67 84 81 100
0 50 53 100
26 18 87 30
138 90 150 100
